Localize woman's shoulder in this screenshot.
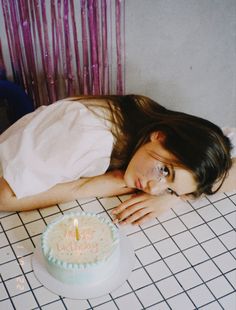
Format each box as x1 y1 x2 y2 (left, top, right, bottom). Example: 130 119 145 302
63 96 110 107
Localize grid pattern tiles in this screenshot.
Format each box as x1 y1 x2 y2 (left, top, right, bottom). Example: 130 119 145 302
0 191 236 310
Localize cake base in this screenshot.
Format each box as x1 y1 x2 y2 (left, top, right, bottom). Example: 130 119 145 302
31 232 135 299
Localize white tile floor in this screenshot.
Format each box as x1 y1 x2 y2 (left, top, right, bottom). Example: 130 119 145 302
0 191 235 310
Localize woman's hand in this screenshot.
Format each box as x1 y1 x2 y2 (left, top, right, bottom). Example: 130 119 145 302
111 191 184 226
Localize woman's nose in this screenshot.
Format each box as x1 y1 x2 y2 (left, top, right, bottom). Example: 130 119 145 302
145 180 169 195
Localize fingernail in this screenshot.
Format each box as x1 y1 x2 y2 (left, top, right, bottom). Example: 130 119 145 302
113 218 118 224
119 221 126 226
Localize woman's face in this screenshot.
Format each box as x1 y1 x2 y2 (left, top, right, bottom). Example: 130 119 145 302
124 132 197 197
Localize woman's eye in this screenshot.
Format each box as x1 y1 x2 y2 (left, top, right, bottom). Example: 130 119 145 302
161 165 169 176
166 188 179 197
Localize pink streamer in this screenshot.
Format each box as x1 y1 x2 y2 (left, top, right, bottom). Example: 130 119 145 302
95 0 102 94
2 0 23 84
0 39 6 79
70 0 82 93
0 0 125 106
63 0 75 96
29 0 41 104
51 0 59 99
115 0 123 94
88 0 100 94
18 0 40 103
41 0 57 103
81 0 90 94
56 0 67 97
101 0 108 94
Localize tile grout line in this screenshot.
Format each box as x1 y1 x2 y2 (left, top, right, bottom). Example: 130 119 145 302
138 223 198 309
189 199 236 285
170 201 234 309
0 221 41 309
1 193 235 309
0 273 16 309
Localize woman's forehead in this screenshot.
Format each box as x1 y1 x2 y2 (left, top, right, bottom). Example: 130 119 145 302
145 141 181 166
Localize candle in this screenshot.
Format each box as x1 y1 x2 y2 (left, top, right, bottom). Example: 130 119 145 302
73 218 80 241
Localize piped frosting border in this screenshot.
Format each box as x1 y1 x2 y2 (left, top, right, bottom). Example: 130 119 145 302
41 211 119 270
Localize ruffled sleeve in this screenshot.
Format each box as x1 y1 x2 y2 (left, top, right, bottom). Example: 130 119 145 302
0 100 114 198
222 127 236 158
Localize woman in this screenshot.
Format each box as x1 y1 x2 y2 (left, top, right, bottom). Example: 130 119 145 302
0 95 235 225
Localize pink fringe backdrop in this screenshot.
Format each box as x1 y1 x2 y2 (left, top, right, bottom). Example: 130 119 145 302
0 0 125 107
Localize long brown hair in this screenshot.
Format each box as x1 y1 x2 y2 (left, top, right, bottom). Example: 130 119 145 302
70 94 233 197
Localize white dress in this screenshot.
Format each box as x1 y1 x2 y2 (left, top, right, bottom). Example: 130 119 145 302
223 127 236 158
0 99 114 198
0 99 235 199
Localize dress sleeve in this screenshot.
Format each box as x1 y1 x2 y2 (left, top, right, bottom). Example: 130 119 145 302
222 127 236 158
0 100 114 198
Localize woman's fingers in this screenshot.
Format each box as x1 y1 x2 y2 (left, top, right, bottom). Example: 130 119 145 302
111 192 184 226
119 207 150 225
111 193 148 216
133 212 155 226
112 197 154 225
113 200 149 223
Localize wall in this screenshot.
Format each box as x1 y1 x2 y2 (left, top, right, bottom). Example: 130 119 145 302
125 0 236 127
1 0 235 127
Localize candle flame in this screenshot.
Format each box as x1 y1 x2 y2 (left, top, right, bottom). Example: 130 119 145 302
73 218 80 241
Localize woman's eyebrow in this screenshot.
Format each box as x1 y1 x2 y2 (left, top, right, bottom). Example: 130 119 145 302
169 164 175 182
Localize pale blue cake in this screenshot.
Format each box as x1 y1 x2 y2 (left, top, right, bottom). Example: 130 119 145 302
41 212 120 285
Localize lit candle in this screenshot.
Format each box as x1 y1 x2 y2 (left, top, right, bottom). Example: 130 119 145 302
73 218 80 241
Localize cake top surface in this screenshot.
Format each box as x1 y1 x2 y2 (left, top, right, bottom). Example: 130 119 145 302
41 212 119 265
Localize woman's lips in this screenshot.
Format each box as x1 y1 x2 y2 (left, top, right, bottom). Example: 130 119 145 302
135 178 143 190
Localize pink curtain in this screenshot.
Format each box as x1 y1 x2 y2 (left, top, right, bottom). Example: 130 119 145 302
0 0 125 107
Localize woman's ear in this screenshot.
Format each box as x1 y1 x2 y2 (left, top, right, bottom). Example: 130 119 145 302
150 131 166 142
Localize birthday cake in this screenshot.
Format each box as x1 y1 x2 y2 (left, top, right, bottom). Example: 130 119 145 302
41 212 120 285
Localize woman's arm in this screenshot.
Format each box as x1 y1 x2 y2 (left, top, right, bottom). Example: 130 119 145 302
112 157 236 226
0 170 134 212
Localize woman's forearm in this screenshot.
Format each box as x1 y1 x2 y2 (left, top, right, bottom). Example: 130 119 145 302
0 177 85 212
74 170 133 198
0 171 133 212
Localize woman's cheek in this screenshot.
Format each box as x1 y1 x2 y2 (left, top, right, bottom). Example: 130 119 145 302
144 180 168 195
